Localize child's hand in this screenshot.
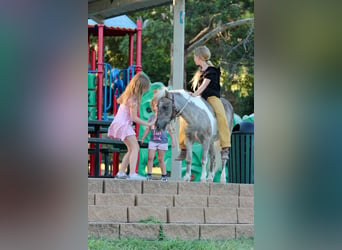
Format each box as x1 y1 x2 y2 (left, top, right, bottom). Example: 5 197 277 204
171 140 175 148
148 117 157 127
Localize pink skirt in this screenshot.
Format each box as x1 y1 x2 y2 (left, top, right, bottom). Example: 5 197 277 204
107 122 136 141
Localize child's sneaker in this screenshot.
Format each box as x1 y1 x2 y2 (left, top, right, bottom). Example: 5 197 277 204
146 174 152 181
115 172 128 179
160 176 168 182
128 173 146 180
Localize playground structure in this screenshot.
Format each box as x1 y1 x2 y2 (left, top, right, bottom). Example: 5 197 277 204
87 15 254 182
88 15 142 176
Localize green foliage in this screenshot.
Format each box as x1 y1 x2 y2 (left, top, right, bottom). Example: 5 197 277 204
129 6 173 84
138 216 163 224
97 0 254 116
186 0 254 115
88 237 254 250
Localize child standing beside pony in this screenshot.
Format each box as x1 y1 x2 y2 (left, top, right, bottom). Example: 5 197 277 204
140 96 175 181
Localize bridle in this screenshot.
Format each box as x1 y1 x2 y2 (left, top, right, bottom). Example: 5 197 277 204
166 93 192 121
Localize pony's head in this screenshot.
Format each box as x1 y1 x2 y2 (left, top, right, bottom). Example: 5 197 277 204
154 88 174 130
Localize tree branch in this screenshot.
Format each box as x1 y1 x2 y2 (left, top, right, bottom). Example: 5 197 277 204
185 18 254 58
188 14 221 46
226 25 254 58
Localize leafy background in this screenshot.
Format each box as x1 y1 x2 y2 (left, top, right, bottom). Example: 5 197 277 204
90 0 254 116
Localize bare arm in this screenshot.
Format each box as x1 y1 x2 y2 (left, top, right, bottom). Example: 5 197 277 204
140 122 151 142
193 78 211 96
129 101 155 127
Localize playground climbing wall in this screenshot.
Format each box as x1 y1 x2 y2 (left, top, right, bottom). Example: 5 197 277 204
88 73 97 120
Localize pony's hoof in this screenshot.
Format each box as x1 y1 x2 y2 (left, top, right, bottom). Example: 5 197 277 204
207 178 213 183
200 178 207 183
220 177 226 184
183 176 190 182
207 173 214 182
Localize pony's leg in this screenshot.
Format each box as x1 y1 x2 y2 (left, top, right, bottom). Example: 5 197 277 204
220 149 229 184
183 142 193 182
207 142 216 182
200 141 210 183
220 159 227 183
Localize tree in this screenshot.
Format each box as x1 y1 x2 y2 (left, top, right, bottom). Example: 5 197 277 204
103 0 254 116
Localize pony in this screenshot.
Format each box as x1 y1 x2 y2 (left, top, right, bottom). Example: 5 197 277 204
154 88 234 183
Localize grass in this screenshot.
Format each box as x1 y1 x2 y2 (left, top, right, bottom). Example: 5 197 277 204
88 237 254 250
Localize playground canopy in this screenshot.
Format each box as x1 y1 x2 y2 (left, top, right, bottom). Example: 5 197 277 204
88 15 137 36
88 0 172 23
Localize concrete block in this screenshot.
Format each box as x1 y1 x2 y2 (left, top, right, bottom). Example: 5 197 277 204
237 208 254 224
209 183 239 196
120 223 160 240
104 179 142 194
200 224 235 240
204 207 237 224
162 224 199 240
208 195 238 208
136 194 173 207
239 184 254 197
239 196 254 208
143 181 178 195
168 207 204 224
236 224 254 238
88 223 120 238
174 195 207 207
88 179 104 193
178 182 209 196
95 193 135 206
88 205 127 222
128 206 167 223
88 193 95 205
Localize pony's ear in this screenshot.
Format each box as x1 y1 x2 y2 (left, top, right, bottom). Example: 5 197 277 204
164 88 170 98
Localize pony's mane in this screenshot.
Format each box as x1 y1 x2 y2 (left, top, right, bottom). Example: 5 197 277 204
153 88 189 103
153 87 167 102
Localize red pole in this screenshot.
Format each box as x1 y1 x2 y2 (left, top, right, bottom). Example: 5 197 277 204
135 19 142 173
89 36 97 176
112 93 118 176
88 34 90 68
97 24 104 121
96 24 104 176
135 19 142 73
91 50 96 70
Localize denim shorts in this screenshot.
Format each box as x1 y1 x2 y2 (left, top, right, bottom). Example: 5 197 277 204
148 141 168 151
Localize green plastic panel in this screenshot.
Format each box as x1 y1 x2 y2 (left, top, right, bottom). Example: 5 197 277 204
88 90 96 106
88 73 97 90
88 106 97 120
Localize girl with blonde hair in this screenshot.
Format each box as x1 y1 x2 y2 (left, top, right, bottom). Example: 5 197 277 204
108 72 155 180
176 46 231 161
